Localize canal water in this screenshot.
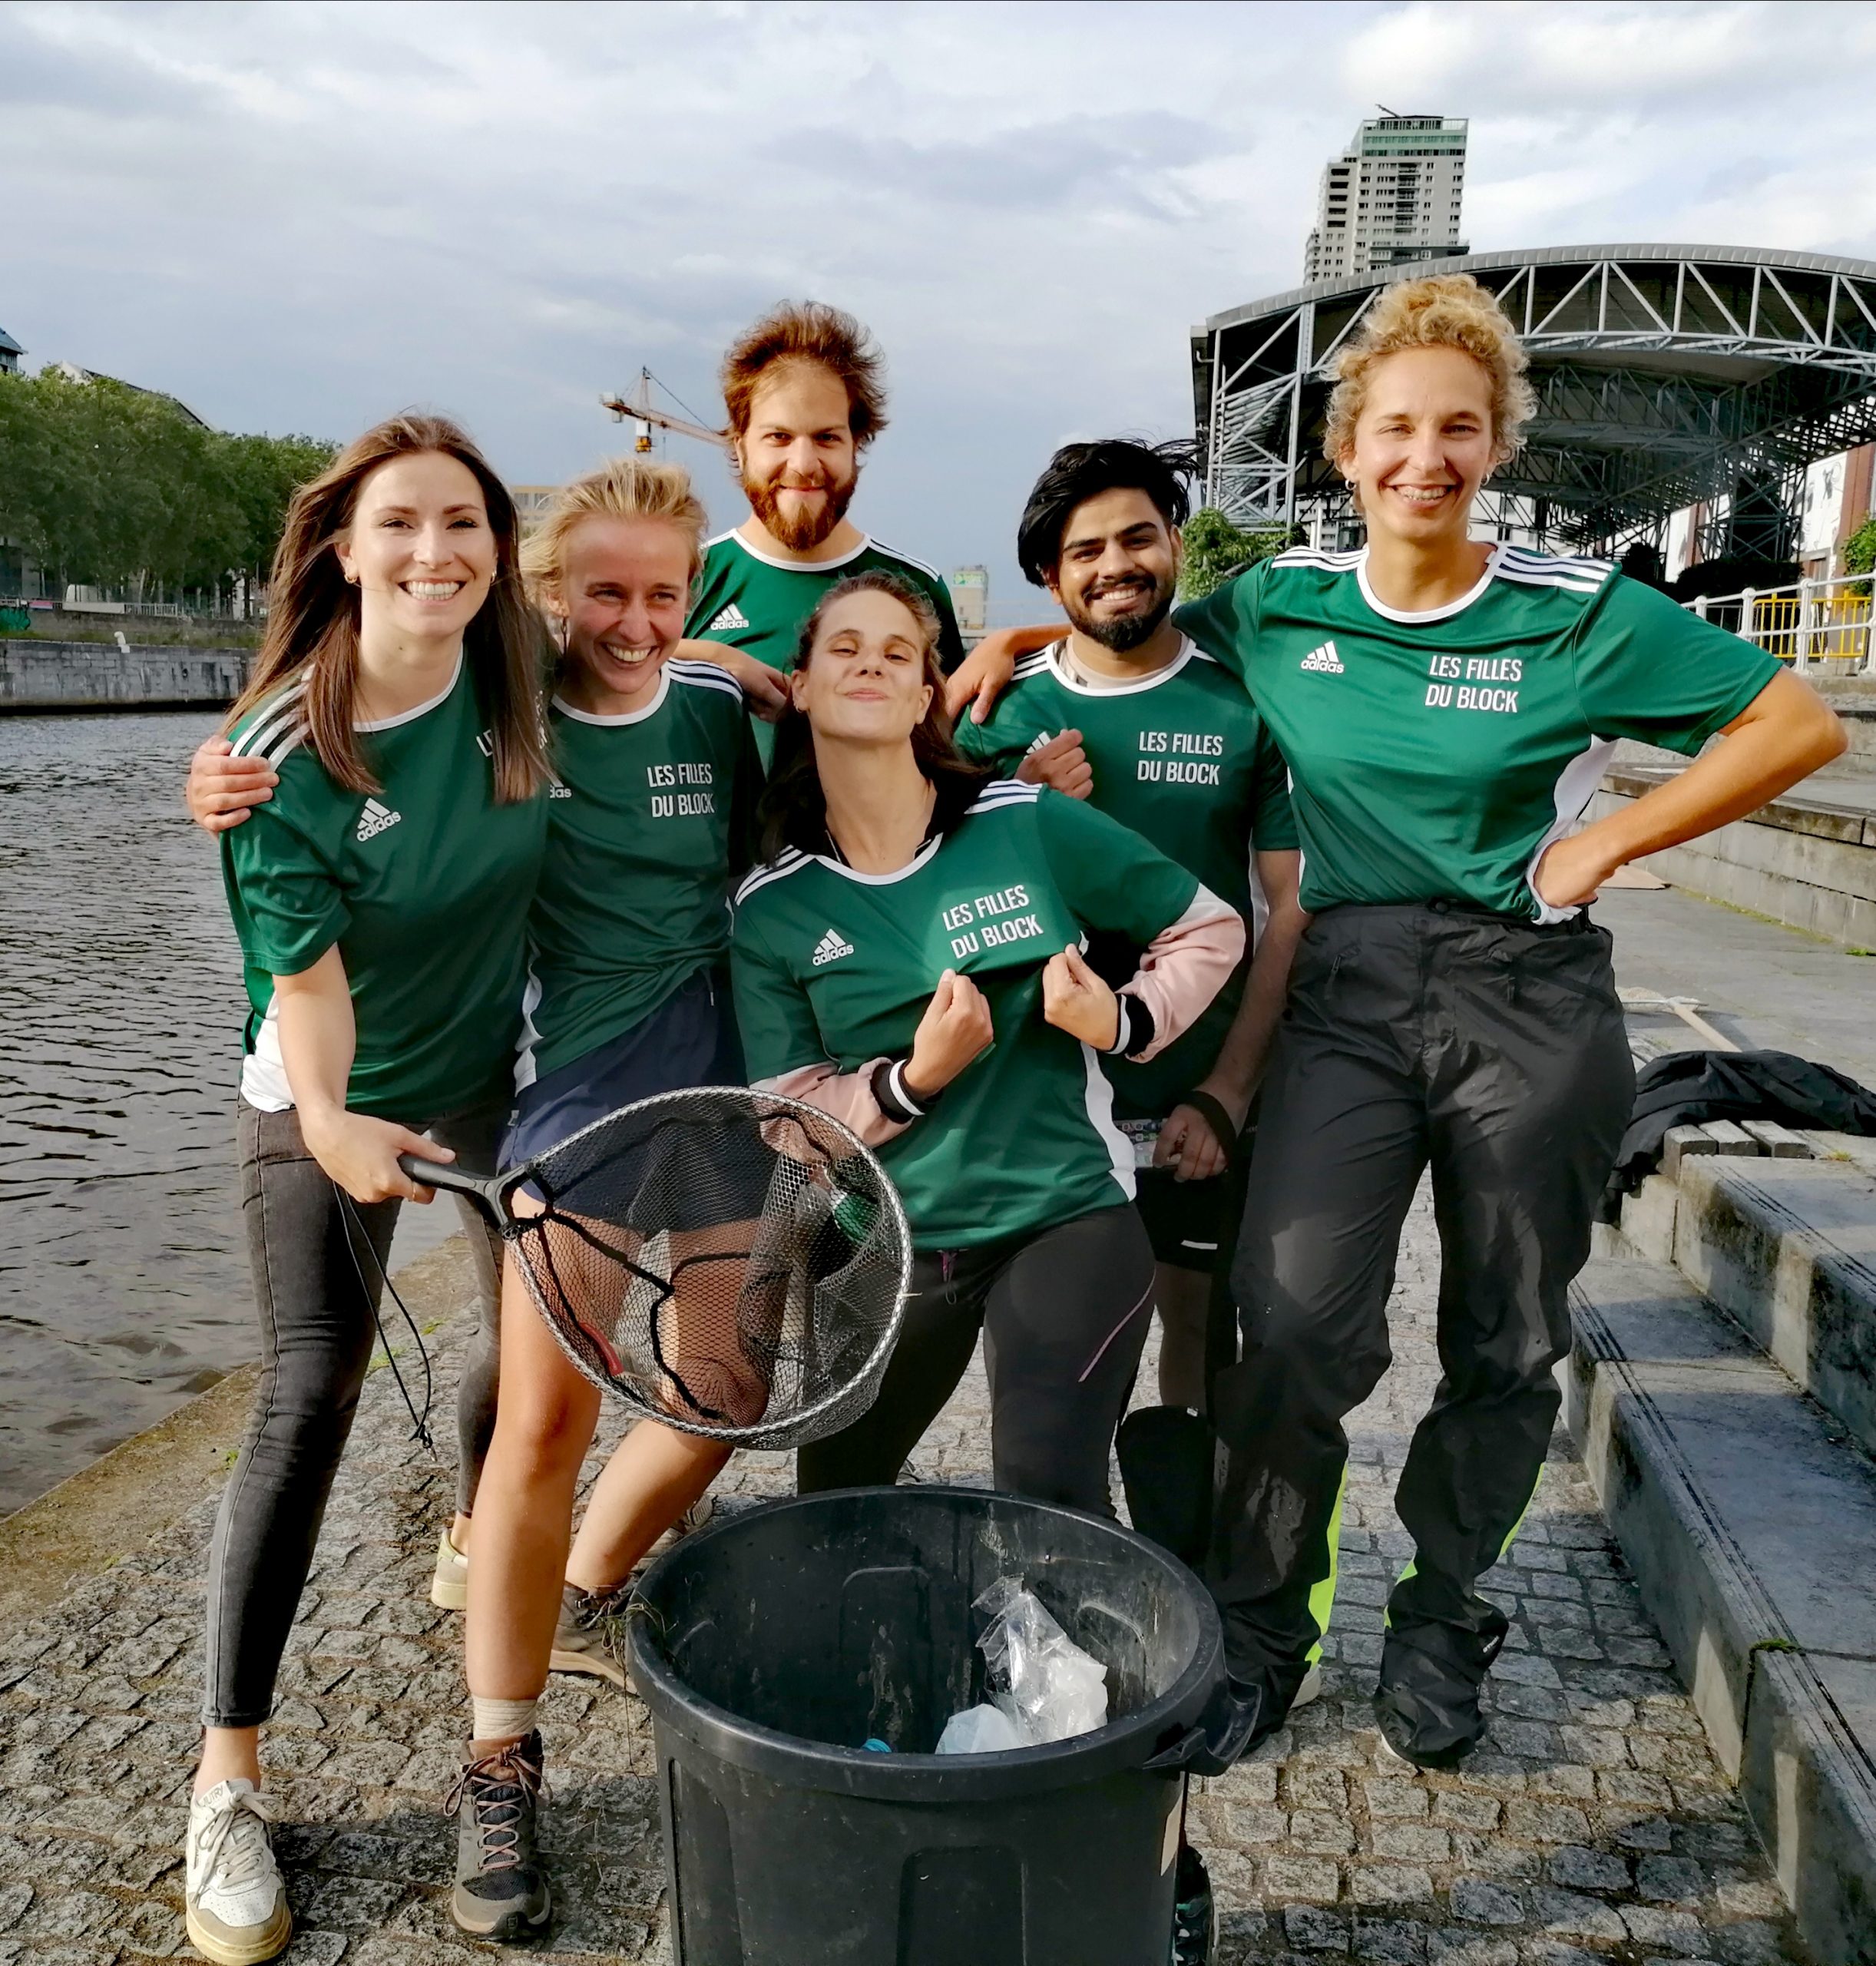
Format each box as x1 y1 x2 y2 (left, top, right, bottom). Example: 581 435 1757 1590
0 711 454 1516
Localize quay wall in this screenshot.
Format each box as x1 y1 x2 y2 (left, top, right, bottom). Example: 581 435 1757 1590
0 639 250 713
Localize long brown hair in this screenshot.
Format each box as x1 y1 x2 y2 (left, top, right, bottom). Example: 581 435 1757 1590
227 412 550 803
757 570 991 864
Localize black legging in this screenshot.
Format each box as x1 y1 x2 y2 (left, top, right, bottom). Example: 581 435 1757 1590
203 1097 503 1729
798 1203 1156 1515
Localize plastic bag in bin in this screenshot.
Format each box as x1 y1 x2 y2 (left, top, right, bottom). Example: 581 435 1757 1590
936 1575 1109 1753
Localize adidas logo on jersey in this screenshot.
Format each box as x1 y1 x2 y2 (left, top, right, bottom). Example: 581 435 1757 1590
708 603 750 633
812 928 855 967
549 781 573 799
356 797 402 842
1299 640 1345 674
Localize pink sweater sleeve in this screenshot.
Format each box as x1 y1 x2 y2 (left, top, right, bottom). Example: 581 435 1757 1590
1118 885 1245 1063
753 1061 912 1148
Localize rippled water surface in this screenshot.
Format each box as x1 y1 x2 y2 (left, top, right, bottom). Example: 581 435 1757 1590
2 712 466 1515
0 711 254 1511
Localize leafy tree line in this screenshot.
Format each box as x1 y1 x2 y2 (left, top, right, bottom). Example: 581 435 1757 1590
0 367 333 605
1178 506 1305 601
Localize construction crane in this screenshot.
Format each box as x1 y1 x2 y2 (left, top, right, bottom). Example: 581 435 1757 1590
601 369 730 455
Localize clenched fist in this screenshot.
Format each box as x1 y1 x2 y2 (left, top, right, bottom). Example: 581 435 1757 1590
1016 728 1093 800
1041 943 1120 1050
905 968 995 1101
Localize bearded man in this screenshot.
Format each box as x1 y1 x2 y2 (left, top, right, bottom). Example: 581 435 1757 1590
683 302 965 690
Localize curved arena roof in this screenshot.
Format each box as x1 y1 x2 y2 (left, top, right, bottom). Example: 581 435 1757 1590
1191 244 1876 552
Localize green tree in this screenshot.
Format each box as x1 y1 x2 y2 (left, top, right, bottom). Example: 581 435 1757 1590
1178 506 1303 601
0 369 333 607
1842 515 1876 598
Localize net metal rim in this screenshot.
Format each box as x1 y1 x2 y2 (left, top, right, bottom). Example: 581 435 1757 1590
510 1082 912 1451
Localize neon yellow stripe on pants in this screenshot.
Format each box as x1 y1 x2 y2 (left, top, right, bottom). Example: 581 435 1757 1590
1304 1464 1349 1666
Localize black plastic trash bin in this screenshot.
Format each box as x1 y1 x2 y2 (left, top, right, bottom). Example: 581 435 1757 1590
627 1484 1225 1965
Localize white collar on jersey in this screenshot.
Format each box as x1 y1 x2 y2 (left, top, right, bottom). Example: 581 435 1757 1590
552 665 670 726
1355 541 1507 625
352 649 464 732
1046 632 1196 697
716 527 875 574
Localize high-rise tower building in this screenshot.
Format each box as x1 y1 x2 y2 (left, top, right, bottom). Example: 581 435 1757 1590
1303 113 1468 284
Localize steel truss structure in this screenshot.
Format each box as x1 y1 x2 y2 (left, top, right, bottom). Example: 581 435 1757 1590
1191 245 1876 557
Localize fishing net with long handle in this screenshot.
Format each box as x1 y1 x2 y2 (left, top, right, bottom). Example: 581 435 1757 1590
402 1086 910 1452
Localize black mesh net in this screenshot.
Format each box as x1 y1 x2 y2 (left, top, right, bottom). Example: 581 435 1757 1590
503 1087 910 1451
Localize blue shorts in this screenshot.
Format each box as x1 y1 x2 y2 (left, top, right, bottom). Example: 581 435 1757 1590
501 967 745 1169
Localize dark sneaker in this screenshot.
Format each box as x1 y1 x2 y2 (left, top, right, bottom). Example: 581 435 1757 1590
1170 1839 1216 1964
448 1730 551 1941
1372 1623 1500 1769
548 1580 634 1690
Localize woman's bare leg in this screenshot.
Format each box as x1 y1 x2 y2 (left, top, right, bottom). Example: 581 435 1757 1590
564 1424 731 1594
1154 1264 1212 1412
465 1258 601 1723
195 1725 263 1792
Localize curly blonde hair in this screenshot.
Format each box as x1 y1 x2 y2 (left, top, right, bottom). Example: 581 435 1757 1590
1322 275 1537 468
519 456 709 607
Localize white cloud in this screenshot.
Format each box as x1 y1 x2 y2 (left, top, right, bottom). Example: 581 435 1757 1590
3 0 1874 612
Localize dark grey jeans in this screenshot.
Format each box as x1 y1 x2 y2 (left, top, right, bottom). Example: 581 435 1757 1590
203 1097 505 1729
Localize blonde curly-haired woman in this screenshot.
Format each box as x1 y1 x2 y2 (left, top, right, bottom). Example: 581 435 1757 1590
1172 274 1844 1766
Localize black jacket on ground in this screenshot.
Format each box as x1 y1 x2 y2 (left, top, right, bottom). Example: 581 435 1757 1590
1601 1048 1876 1215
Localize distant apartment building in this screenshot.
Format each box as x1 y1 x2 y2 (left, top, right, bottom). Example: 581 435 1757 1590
1304 114 1468 285
0 326 21 377
948 564 988 644
510 486 558 537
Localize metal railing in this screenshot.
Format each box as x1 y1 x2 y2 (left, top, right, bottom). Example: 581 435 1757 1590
1684 571 1874 677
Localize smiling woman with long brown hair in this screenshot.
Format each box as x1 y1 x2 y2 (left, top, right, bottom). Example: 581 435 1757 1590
183 413 549 1966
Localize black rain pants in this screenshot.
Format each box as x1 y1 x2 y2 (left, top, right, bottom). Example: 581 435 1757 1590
1207 902 1633 1685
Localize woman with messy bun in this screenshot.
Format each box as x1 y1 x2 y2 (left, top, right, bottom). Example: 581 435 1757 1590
1168 273 1845 1771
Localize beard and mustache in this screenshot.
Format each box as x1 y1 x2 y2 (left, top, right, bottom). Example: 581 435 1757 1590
1062 565 1177 653
743 462 859 552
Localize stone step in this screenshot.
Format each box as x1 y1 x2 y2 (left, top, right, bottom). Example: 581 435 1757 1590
1666 1153 1876 1460
1589 760 1876 948
1565 1253 1876 1964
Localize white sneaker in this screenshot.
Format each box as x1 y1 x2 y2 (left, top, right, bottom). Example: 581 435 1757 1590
185 1779 292 1965
1294 1664 1324 1709
431 1525 468 1610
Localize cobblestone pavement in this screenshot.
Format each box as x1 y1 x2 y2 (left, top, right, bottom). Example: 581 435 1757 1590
0 1188 1806 1964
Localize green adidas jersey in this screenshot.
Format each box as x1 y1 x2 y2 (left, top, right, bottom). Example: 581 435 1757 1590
955 635 1295 1119
525 660 763 1082
1176 545 1783 918
221 656 548 1120
687 528 966 677
731 782 1201 1250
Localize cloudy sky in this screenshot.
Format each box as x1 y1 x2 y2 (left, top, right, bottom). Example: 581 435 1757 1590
6 0 1876 614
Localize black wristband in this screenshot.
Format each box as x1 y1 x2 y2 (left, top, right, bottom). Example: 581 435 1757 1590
1110 993 1157 1060
872 1057 931 1124
1179 1088 1239 1164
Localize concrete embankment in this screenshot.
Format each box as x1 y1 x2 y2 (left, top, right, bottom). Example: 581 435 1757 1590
1580 1120 1876 1964
0 638 250 713
1591 687 1876 949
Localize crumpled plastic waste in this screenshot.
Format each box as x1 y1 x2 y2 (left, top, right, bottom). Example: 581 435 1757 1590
934 1703 1027 1755
934 1574 1109 1754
